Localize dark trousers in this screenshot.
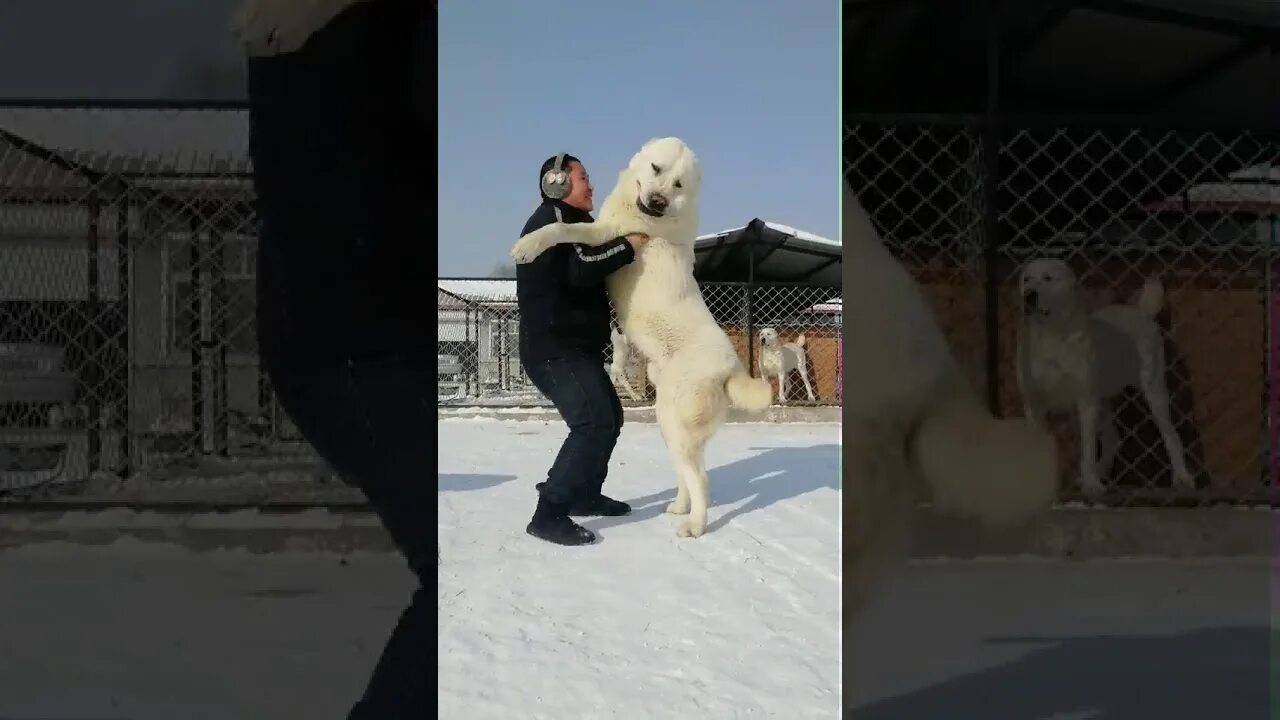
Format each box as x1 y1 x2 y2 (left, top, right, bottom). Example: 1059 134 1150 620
245 2 431 718
266 359 432 719
523 351 624 504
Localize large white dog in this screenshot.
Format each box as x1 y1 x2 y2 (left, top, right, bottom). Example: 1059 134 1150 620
511 138 773 538
842 181 1059 616
1016 257 1193 496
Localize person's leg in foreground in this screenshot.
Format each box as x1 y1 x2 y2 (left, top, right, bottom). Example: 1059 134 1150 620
525 351 627 544
238 1 431 717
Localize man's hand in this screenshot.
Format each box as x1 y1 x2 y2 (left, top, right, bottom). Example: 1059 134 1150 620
624 233 650 251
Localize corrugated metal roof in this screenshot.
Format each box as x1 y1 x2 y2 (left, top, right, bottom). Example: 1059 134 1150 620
0 106 250 176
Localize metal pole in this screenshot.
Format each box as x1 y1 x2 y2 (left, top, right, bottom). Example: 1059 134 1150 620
745 225 757 377
189 214 204 457
981 0 1003 415
116 199 131 477
85 190 101 473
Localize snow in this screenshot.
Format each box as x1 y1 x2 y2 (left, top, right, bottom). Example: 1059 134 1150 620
849 558 1271 717
437 278 519 303
0 541 414 719
438 418 842 718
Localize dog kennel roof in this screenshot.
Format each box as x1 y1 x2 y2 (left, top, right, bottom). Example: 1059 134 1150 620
844 0 1279 127
693 219 841 287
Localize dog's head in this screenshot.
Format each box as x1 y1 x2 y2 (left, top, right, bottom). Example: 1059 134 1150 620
758 327 780 347
627 137 701 220
1019 257 1078 319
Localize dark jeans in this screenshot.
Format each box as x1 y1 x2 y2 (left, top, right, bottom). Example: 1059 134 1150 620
523 351 624 504
245 2 431 719
266 358 431 720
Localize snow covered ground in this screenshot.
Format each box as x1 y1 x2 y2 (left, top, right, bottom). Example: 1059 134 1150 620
849 558 1273 718
438 418 843 718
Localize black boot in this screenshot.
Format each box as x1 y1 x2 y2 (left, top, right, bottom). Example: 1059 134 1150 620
526 496 596 546
535 482 632 517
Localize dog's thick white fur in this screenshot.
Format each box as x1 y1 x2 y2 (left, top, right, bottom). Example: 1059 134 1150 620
758 328 816 404
607 327 645 402
512 138 773 537
1016 257 1193 496
842 181 1059 617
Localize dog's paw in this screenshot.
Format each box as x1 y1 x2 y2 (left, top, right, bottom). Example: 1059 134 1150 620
665 499 690 515
510 235 546 264
677 520 706 539
1172 471 1196 489
1079 477 1105 498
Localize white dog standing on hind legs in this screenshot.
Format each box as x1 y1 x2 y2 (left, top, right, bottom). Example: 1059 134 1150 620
758 327 816 404
1016 257 1195 497
513 137 773 538
841 180 1058 624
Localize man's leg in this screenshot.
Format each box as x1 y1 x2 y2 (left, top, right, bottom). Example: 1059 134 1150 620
524 353 623 543
245 3 430 717
265 359 431 720
580 375 630 514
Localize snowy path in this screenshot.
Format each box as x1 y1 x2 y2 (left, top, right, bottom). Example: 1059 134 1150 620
438 419 843 718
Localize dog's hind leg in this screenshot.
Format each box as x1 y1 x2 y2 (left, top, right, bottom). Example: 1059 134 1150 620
657 386 716 537
1139 355 1193 489
1098 404 1119 482
1076 399 1105 497
655 400 690 516
798 361 817 401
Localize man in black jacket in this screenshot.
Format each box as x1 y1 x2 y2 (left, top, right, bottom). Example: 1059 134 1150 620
517 153 648 546
239 2 431 718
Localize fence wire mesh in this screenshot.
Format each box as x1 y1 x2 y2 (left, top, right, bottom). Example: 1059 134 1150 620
0 104 840 506
846 118 1276 507
438 281 842 408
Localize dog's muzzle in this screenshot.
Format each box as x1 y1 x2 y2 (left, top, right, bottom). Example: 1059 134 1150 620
637 193 668 218
1022 290 1039 314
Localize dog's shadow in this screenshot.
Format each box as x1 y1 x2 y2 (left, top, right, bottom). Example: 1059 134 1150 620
851 625 1271 719
586 443 840 533
438 473 515 493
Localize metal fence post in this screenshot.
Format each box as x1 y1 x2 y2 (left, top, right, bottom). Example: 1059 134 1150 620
85 189 101 472
981 0 1003 415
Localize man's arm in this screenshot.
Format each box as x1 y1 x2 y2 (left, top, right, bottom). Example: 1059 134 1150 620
565 239 635 287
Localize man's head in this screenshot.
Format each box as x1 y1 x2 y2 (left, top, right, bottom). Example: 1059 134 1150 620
540 153 593 211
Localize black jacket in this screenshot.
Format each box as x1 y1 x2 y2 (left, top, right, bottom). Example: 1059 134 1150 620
516 200 635 361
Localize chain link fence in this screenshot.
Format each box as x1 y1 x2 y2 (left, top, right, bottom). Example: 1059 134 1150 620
0 103 840 506
845 117 1276 507
439 280 842 408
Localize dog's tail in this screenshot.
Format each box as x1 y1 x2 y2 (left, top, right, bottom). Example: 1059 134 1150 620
911 381 1059 529
1134 277 1164 318
725 365 772 413
793 333 806 348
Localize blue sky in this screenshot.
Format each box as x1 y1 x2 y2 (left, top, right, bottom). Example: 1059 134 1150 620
439 0 840 276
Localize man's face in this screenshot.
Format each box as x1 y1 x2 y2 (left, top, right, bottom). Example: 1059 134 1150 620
563 161 593 211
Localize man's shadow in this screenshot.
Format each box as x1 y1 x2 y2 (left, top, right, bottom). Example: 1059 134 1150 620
588 443 839 533
851 625 1272 719
438 474 515 492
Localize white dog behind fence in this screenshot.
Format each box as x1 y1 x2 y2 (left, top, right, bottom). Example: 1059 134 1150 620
757 327 816 404
1016 257 1194 496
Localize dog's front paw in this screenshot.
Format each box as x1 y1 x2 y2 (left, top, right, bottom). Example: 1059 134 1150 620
665 499 690 515
510 234 547 264
1172 470 1196 490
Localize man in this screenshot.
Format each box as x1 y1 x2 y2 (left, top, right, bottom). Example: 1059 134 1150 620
233 1 430 718
516 153 648 546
